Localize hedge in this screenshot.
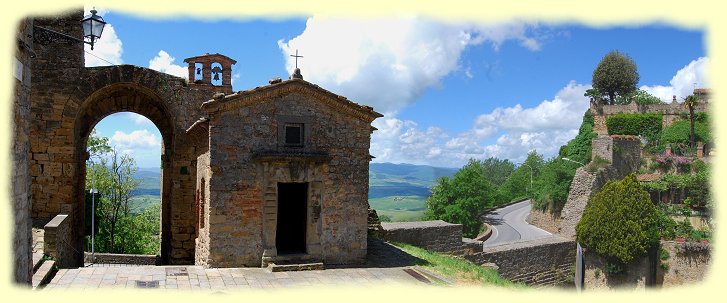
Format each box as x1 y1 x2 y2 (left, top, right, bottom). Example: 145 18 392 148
606 113 662 141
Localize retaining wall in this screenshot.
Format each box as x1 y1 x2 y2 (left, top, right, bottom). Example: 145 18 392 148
381 220 482 255
85 252 160 265
464 236 576 287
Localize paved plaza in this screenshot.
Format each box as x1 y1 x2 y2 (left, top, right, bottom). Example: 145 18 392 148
43 265 424 291
41 237 434 291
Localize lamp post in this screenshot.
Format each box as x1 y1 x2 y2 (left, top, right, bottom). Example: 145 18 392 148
90 176 98 264
562 157 585 166
32 8 106 50
520 163 533 193
87 152 101 265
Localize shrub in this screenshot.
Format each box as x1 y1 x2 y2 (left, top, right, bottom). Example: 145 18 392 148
606 113 662 142
660 120 712 147
660 248 671 260
576 174 660 264
603 261 624 275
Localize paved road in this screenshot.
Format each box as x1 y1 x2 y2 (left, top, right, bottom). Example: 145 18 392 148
482 200 552 247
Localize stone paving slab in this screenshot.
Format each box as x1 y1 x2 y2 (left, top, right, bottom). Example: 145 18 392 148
43 265 425 291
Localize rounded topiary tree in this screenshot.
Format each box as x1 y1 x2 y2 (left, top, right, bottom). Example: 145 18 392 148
592 50 640 105
576 174 660 265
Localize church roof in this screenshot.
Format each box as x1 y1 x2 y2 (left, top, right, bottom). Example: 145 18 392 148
200 78 383 122
183 53 237 65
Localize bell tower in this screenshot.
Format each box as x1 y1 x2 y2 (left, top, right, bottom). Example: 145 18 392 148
184 53 237 94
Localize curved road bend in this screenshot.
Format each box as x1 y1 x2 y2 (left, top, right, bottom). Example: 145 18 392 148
482 200 552 247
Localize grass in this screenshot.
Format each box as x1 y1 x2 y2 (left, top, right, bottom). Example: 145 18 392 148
392 242 525 288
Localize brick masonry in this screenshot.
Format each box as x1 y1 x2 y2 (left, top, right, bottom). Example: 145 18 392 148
380 220 483 255
464 236 576 286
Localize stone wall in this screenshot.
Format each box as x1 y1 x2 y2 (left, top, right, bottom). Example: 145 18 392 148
583 250 651 290
43 214 74 268
464 236 576 286
657 241 711 287
381 220 483 255
591 98 710 136
12 17 34 285
85 252 159 265
526 209 561 234
583 241 711 290
559 136 640 239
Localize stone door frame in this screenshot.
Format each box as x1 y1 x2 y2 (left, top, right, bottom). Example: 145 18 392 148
257 158 326 266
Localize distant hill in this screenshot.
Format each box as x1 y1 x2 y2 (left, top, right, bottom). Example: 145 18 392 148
132 167 161 196
368 162 458 198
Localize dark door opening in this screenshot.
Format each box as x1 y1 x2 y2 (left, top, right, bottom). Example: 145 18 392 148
276 182 308 254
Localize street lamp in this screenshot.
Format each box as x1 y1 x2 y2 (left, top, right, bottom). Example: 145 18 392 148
88 153 101 265
520 163 533 192
562 157 585 166
32 8 107 50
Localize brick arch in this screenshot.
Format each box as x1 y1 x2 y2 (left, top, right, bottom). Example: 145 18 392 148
73 82 177 264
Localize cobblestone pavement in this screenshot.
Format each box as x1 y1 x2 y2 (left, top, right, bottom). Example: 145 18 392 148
43 237 430 291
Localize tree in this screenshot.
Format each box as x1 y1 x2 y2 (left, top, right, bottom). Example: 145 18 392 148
86 131 156 254
683 94 700 148
531 158 576 212
88 147 141 252
424 159 499 237
576 174 660 265
592 51 640 105
476 157 516 187
498 151 544 203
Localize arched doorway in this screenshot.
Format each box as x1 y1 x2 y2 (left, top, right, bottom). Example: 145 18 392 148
84 112 165 259
75 83 175 264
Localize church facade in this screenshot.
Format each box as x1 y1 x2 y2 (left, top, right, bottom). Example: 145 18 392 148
188 67 381 267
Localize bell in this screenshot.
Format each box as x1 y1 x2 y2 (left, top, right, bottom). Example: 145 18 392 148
213 72 220 81
196 68 201 75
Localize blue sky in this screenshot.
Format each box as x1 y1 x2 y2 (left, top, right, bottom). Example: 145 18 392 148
87 9 707 168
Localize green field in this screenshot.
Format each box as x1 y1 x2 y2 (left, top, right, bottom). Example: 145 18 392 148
368 195 427 222
128 195 160 214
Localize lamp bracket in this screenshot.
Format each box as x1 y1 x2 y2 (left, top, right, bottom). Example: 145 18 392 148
32 25 85 47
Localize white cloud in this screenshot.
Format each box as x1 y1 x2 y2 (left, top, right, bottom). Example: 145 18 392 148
110 129 161 154
278 17 542 115
85 24 123 67
148 50 188 79
641 57 709 102
115 112 155 126
370 81 590 167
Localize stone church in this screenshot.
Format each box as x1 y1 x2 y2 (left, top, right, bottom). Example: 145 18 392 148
12 9 381 279
187 65 382 267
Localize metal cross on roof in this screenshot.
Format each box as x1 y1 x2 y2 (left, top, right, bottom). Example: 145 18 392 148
290 49 303 69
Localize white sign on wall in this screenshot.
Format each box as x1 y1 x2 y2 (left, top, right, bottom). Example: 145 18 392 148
13 57 23 82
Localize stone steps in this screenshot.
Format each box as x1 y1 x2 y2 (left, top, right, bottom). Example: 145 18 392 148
31 260 55 290
32 252 44 272
267 262 324 272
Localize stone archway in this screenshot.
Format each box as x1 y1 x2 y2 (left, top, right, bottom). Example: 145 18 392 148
30 63 217 266
75 83 175 263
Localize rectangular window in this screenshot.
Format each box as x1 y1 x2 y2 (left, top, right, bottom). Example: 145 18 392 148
285 123 304 146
